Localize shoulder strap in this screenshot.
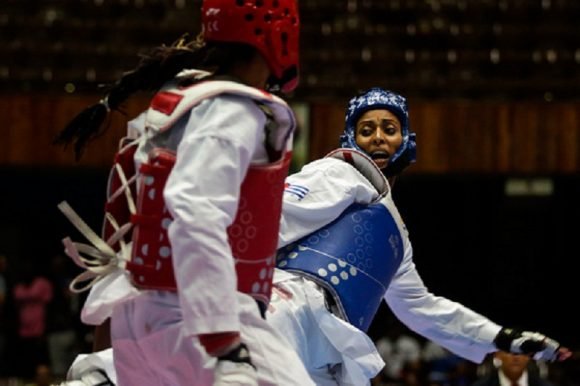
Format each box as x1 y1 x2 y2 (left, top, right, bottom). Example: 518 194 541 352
325 148 389 196
146 77 293 143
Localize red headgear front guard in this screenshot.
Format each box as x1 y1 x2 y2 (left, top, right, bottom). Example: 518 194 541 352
201 0 300 93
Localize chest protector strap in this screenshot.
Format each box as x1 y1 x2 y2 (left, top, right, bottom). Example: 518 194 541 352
58 137 139 293
102 138 139 249
276 149 405 332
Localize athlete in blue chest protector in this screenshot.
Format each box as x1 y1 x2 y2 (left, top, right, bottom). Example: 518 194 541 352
267 87 572 386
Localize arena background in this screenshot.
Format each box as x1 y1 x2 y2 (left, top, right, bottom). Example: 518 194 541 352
0 0 579 382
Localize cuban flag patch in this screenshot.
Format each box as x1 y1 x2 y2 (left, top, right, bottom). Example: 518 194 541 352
284 183 309 200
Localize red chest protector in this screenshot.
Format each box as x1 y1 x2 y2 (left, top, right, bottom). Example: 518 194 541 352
121 75 296 306
59 78 295 297
125 149 292 305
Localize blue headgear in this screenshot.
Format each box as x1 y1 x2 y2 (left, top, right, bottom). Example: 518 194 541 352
339 87 417 176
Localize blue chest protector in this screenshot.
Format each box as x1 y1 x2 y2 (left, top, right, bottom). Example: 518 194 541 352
277 201 404 332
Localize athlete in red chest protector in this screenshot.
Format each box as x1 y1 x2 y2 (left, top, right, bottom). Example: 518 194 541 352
54 1 315 385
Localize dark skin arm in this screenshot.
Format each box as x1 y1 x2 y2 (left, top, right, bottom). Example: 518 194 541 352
93 318 112 352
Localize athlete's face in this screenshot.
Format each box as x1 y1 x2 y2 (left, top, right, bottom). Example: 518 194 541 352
355 109 403 171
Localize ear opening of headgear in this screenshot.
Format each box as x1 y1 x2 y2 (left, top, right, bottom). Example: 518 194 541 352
201 0 300 93
339 87 417 177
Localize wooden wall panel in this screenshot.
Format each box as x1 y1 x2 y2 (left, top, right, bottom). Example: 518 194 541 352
496 105 512 172
0 94 149 168
554 105 579 171
309 104 345 159
410 103 446 173
310 101 580 174
2 95 580 173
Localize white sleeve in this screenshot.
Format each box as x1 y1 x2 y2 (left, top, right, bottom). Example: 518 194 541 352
384 240 502 363
127 111 147 138
278 158 379 248
164 95 268 337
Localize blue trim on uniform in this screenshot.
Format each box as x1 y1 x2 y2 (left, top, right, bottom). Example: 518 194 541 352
284 183 310 200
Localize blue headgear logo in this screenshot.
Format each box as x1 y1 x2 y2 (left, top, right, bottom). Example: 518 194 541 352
339 88 416 176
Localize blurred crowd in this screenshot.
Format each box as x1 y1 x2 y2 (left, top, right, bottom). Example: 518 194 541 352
0 253 91 386
370 316 580 386
0 251 578 386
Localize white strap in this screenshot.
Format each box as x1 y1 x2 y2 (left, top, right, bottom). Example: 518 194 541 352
107 161 138 216
58 201 131 293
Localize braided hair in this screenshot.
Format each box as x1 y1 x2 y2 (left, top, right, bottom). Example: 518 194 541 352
54 35 257 159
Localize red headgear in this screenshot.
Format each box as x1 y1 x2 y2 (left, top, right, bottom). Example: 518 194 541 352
201 0 300 93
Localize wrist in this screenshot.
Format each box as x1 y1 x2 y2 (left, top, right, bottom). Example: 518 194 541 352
199 331 241 357
217 342 255 370
494 327 520 352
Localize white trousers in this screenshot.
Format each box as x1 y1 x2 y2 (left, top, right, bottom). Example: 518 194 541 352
267 270 385 386
111 290 315 386
67 348 117 384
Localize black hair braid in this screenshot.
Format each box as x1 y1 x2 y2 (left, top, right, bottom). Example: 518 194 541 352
54 36 206 160
53 102 110 160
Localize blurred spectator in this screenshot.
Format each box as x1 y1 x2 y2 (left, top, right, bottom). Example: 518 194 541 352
453 359 479 386
423 341 477 386
26 364 53 386
471 351 554 386
375 317 423 383
46 254 81 379
371 373 389 386
11 258 53 380
0 254 8 377
546 352 580 386
400 359 429 386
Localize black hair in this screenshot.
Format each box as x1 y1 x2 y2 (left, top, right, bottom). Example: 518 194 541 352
54 35 258 160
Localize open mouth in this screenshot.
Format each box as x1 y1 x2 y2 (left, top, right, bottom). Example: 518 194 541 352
370 151 390 169
370 151 390 161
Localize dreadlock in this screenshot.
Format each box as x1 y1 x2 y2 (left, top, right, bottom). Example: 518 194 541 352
54 34 257 160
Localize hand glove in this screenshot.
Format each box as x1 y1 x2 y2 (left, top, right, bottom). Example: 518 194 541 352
61 369 115 386
213 342 258 386
494 327 561 361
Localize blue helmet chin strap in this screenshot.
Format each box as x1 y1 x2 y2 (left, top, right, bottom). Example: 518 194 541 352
339 87 417 177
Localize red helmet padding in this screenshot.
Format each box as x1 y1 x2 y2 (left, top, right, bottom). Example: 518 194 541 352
202 0 299 86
